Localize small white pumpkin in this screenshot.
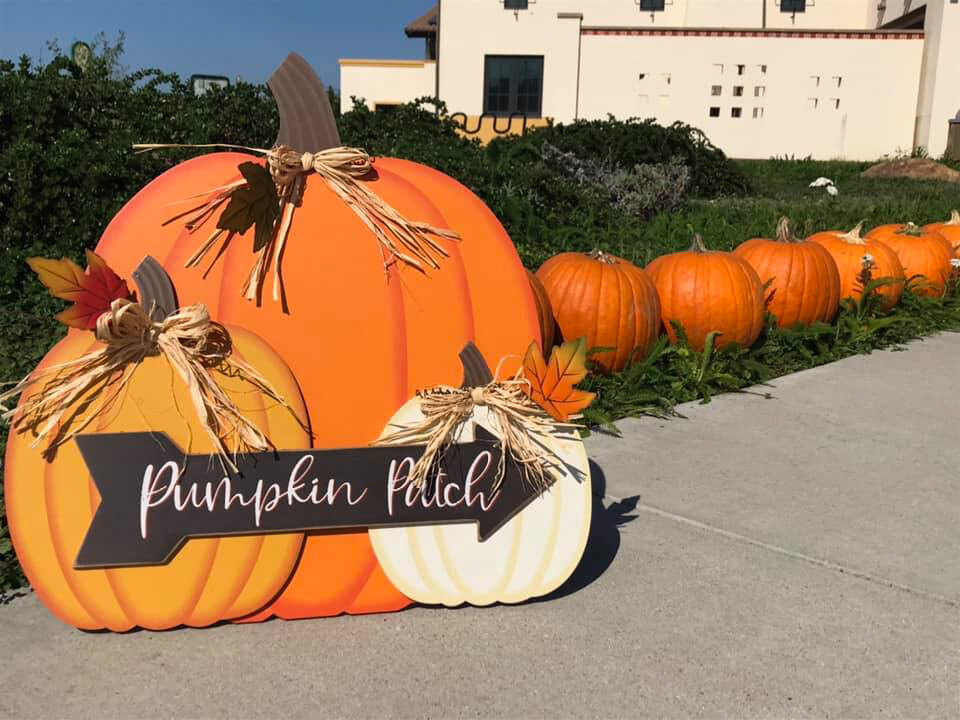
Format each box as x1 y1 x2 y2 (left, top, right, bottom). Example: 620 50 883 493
369 398 592 607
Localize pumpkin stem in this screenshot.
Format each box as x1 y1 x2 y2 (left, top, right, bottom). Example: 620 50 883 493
268 53 341 153
689 234 709 253
587 248 617 264
840 221 867 245
459 342 495 388
950 209 960 226
775 217 798 243
133 256 179 322
900 222 923 237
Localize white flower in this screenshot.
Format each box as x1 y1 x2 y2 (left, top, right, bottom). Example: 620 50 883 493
951 258 960 268
862 253 875 268
826 185 839 197
809 177 835 188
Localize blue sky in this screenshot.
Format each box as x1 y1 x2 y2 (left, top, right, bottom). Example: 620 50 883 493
0 0 434 89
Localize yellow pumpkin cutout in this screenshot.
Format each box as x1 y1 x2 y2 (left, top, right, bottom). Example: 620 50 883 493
369 399 592 606
5 263 310 631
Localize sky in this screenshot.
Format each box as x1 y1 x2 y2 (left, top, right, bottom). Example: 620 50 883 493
0 0 434 89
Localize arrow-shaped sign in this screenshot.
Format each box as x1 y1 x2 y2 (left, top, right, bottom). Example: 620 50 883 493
73 426 549 569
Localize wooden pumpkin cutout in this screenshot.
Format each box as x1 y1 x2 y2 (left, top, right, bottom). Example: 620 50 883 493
4 259 310 631
93 54 543 620
368 345 592 606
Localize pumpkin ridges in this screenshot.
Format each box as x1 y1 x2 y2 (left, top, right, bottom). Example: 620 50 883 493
536 252 660 372
6 334 105 630
734 224 840 329
647 241 764 351
808 230 905 310
46 336 135 631
377 158 541 373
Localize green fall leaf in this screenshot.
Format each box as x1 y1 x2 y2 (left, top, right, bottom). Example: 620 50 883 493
217 162 281 253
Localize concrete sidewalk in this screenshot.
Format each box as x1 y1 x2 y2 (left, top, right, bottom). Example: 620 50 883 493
2 333 960 718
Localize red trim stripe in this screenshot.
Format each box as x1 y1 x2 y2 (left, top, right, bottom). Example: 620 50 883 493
581 28 924 40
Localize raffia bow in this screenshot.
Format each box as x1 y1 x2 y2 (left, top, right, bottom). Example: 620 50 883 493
0 298 303 472
134 142 460 306
377 368 574 493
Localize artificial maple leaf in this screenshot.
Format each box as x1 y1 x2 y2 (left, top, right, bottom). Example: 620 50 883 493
27 250 133 330
217 161 280 252
522 337 596 422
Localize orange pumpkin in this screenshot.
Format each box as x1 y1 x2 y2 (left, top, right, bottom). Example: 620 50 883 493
808 223 905 310
866 222 952 297
734 218 841 328
5 322 310 631
924 210 960 258
527 268 556 351
93 80 540 620
646 235 765 352
535 250 661 373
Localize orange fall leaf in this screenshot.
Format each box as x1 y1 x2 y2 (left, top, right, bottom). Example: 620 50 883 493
522 337 595 422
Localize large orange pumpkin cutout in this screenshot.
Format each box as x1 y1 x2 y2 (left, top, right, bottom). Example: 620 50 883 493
92 54 542 620
5 261 310 631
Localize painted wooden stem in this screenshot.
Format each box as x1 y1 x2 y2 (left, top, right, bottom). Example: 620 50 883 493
133 256 179 322
459 342 494 388
268 52 341 152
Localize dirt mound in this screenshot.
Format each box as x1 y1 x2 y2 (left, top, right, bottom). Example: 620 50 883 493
861 158 960 183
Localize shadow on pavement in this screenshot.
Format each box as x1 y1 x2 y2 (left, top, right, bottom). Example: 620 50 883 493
535 459 639 603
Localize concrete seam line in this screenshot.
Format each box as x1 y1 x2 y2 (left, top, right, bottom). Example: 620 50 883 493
602 493 960 610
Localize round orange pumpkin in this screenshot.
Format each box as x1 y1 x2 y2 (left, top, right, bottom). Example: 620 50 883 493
734 218 841 328
535 250 661 373
808 223 905 310
646 235 765 352
94 158 540 618
527 268 556 351
924 210 960 258
866 222 952 297
5 322 310 631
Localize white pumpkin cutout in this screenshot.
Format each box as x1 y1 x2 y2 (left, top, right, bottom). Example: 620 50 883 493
369 397 592 607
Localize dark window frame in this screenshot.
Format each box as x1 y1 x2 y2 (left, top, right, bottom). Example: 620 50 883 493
483 55 545 118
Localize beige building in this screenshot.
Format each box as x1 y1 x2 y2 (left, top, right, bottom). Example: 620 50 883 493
340 1 960 160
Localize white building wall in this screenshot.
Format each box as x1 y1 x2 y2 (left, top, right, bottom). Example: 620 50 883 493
578 31 924 160
340 60 436 111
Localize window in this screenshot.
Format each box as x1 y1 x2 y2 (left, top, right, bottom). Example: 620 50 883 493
781 0 806 11
731 107 742 118
831 98 840 109
483 55 544 117
711 85 722 96
709 107 720 117
713 64 724 75
736 64 745 76
754 86 766 97
733 86 744 97
374 103 400 114
833 76 843 88
639 0 666 10
753 107 764 119
504 0 528 9
758 64 768 74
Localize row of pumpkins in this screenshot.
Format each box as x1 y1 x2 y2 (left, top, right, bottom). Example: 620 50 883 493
527 212 960 371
